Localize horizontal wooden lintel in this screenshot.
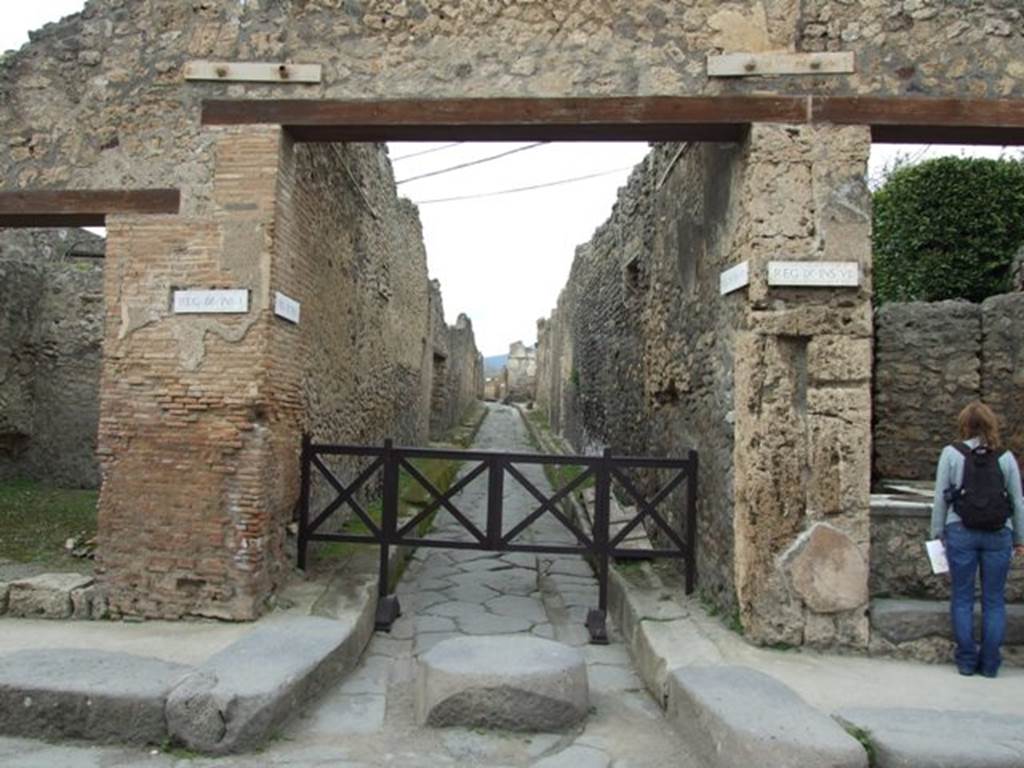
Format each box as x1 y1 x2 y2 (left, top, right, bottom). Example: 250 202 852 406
202 96 806 142
200 95 1024 145
0 189 180 228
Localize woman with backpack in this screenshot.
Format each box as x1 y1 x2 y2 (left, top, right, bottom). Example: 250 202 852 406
931 401 1024 678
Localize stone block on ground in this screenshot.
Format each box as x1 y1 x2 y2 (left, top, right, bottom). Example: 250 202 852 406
667 666 868 768
416 635 588 731
0 649 191 745
6 573 95 619
835 707 1024 768
166 586 374 755
871 598 1024 645
782 524 868 614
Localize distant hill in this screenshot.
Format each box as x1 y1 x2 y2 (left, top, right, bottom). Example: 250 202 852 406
483 354 508 377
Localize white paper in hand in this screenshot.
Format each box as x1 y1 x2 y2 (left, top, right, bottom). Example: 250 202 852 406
926 539 949 575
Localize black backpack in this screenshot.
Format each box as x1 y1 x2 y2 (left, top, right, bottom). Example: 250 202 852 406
949 443 1012 531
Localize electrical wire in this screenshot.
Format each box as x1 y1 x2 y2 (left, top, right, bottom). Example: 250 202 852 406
411 165 635 205
396 142 548 185
390 142 464 162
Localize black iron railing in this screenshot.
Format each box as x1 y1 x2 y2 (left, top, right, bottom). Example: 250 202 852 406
298 437 697 643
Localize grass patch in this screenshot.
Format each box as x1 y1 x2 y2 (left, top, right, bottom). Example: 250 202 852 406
843 724 877 767
0 479 98 563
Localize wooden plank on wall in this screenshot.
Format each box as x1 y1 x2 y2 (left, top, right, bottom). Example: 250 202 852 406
184 61 322 84
0 189 180 228
708 52 855 77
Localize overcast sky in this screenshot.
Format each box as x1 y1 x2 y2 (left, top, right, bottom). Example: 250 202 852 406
6 2 1024 355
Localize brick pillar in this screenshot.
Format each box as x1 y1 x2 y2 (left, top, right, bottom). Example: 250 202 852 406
96 126 295 620
731 124 874 648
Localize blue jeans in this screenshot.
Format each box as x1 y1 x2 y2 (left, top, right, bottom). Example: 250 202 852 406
945 521 1013 675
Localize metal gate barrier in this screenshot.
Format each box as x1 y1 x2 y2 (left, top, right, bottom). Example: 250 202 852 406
297 437 697 644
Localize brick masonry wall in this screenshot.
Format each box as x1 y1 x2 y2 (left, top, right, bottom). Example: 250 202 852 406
873 294 1024 481
96 131 480 619
0 229 105 488
428 284 484 441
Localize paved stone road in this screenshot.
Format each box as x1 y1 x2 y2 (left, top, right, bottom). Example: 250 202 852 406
0 403 696 767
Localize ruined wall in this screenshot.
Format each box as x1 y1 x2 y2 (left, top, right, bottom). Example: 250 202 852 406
539 125 874 650
96 131 473 619
536 142 747 609
4 1 1023 206
503 341 537 403
428 281 484 441
873 295 1024 481
0 229 104 488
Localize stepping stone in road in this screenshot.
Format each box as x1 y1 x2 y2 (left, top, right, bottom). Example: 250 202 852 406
416 636 589 731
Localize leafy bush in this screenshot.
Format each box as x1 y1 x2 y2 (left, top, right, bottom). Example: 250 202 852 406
873 156 1024 303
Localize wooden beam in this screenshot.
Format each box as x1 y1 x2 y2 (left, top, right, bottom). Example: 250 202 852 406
814 97 1024 144
0 189 180 228
202 95 1024 145
202 96 808 141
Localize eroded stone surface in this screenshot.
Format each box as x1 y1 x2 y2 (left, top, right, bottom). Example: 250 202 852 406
416 635 589 731
6 574 94 619
668 666 868 768
783 524 869 614
835 708 1024 768
0 649 190 745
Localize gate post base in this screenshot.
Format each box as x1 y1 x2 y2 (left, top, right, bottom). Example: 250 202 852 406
375 595 401 632
586 608 609 645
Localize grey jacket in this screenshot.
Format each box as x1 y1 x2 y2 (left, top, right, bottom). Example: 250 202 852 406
930 437 1024 545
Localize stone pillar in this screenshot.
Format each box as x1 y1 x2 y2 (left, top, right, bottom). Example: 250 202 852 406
732 124 873 648
96 126 294 620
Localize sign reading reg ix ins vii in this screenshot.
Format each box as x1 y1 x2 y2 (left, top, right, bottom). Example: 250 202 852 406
767 261 860 288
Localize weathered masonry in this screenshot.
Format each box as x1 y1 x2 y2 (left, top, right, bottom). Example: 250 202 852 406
0 228 105 489
2 1 1023 643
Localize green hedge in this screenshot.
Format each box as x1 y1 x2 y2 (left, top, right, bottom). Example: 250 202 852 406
873 156 1024 303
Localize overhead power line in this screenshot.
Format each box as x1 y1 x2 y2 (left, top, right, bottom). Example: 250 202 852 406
390 142 464 162
411 165 635 205
396 142 548 185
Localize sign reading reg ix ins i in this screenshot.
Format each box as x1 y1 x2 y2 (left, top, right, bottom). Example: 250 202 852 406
767 261 860 288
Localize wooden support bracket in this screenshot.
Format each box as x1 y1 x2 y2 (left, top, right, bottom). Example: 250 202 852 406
185 61 322 84
708 52 855 78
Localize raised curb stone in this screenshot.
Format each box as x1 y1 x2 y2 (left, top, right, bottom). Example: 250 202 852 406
166 583 375 755
835 707 1024 768
871 598 1024 645
6 573 95 619
667 666 868 768
0 649 191 745
416 635 588 731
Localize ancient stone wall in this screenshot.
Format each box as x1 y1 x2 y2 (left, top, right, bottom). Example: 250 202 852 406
873 295 1024 481
536 142 747 611
428 280 484 441
2 0 1005 627
503 342 537 403
538 125 874 650
0 229 104 488
4 1 1022 207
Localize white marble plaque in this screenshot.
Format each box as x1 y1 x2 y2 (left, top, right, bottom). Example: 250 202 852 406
719 261 750 296
274 291 301 324
767 261 860 288
173 289 249 314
